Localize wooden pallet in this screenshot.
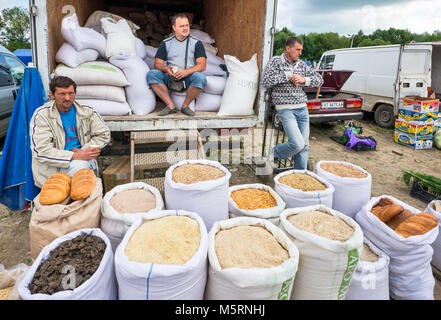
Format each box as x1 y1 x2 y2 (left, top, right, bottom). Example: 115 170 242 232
134 149 203 171
131 130 199 144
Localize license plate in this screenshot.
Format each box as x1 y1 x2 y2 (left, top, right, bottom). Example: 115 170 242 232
322 101 344 109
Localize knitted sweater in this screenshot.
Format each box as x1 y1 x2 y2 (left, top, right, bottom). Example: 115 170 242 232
262 54 323 107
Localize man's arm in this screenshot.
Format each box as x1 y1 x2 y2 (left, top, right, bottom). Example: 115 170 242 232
262 57 291 88
81 107 111 151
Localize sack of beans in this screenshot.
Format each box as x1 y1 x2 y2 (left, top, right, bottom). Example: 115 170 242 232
426 200 441 270
274 170 334 209
205 217 299 300
345 238 390 300
355 195 439 300
114 210 208 300
228 184 286 226
101 182 164 251
19 228 116 300
316 161 371 219
164 160 231 232
280 205 364 300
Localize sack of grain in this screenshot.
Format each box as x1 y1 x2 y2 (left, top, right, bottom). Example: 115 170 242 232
19 228 116 300
316 160 372 219
345 238 390 300
101 17 136 58
190 29 215 44
85 10 140 34
55 43 99 69
76 85 126 103
170 91 195 111
206 51 224 66
229 184 286 226
425 200 441 270
109 55 156 115
114 210 208 300
274 170 334 209
135 37 147 59
204 76 227 95
145 45 158 58
0 263 29 300
355 195 439 300
164 160 231 232
203 42 218 56
144 56 155 70
218 54 258 116
61 13 106 58
204 62 227 77
101 182 164 251
76 99 131 116
205 217 299 300
280 205 364 300
54 61 130 87
194 92 222 112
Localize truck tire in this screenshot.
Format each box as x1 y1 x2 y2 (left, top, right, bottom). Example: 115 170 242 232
374 104 395 128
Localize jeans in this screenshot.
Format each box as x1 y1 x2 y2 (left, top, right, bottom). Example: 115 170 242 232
147 69 207 90
273 107 310 170
59 160 97 177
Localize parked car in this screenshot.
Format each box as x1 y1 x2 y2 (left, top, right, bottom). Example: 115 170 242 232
0 44 26 138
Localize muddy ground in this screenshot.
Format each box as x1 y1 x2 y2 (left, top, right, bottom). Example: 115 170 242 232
1 117 440 299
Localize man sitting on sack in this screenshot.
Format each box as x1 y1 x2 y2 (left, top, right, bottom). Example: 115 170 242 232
147 13 207 117
30 76 111 188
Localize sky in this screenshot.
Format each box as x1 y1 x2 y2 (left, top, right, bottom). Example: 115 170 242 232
276 0 441 36
0 0 28 11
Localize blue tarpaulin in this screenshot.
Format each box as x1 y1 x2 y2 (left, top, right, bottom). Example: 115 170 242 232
13 49 32 66
0 66 46 210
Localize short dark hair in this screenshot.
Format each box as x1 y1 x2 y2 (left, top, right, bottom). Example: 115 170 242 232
171 13 189 26
285 37 303 47
50 76 77 93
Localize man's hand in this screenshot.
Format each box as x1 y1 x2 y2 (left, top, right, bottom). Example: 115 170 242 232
71 147 101 161
173 68 188 80
290 74 306 87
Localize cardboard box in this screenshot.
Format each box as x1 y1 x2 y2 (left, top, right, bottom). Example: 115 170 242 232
394 130 433 149
394 120 434 136
399 96 439 114
397 108 438 125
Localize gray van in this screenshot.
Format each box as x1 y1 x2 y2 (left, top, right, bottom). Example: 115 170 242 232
0 45 26 138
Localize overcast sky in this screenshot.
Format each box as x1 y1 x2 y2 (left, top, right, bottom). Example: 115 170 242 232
276 0 441 35
0 0 28 11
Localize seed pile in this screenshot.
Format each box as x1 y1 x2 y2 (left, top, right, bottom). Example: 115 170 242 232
231 188 277 210
110 189 156 213
279 173 327 191
320 163 367 178
29 235 106 295
360 243 378 262
0 286 13 300
172 164 225 184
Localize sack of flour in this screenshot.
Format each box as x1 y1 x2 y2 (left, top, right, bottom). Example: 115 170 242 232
204 76 227 95
194 92 222 112
101 17 136 58
425 200 441 270
135 38 147 59
76 85 126 103
76 99 131 116
170 91 195 111
55 43 99 69
85 10 140 34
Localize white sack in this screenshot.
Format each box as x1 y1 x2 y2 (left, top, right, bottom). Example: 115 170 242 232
19 228 117 300
61 13 106 57
164 160 231 232
194 93 222 112
76 85 126 103
101 182 164 251
280 205 364 300
85 10 140 34
203 43 218 56
355 195 439 300
109 55 157 115
274 170 334 209
77 99 131 116
170 91 195 111
190 29 215 44
204 76 227 95
145 45 158 58
426 200 441 270
218 54 258 116
205 217 299 300
54 61 130 87
228 184 286 226
55 43 99 69
144 56 155 70
206 51 224 65
316 160 372 219
101 17 136 58
135 38 147 59
204 62 227 77
114 210 208 300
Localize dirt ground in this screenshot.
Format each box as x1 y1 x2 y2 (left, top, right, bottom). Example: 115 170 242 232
1 117 440 299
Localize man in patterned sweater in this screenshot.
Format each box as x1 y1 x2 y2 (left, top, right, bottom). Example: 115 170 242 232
263 37 323 170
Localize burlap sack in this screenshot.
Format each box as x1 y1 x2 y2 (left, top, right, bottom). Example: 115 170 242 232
29 178 103 260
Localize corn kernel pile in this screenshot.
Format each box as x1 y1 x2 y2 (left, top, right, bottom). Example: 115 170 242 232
231 188 277 210
0 286 13 300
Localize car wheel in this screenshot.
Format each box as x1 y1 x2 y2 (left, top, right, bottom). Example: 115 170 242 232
374 104 395 128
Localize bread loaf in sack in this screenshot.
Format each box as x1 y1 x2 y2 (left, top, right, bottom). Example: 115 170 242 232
394 212 438 238
70 169 96 201
39 172 71 205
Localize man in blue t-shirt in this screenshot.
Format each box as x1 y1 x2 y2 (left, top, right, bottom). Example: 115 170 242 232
147 13 207 117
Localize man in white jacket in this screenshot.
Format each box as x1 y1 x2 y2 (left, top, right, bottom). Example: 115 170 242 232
30 76 111 187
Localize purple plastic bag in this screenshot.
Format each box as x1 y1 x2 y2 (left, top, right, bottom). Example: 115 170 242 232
345 129 376 150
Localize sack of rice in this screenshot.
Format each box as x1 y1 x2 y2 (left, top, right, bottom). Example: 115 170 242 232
425 200 441 270
170 91 195 111
229 184 286 226
355 195 438 300
19 228 116 300
316 160 372 219
274 170 334 209
101 182 164 251
280 205 364 300
76 99 131 116
101 17 136 58
164 160 231 232
345 238 390 300
205 217 299 300
114 210 208 300
55 43 99 69
194 92 221 112
76 85 126 103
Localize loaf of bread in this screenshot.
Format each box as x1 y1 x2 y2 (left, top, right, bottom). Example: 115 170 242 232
386 209 413 230
394 212 438 238
39 172 71 205
371 202 404 223
70 169 95 201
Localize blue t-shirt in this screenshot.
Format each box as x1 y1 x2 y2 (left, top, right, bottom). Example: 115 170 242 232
59 106 81 151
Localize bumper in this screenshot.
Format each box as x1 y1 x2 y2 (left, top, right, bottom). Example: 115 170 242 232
309 111 364 123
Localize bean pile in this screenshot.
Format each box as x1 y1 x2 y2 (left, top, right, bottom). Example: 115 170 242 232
231 188 277 210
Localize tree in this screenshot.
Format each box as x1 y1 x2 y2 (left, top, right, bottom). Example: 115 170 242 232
273 27 295 56
0 7 31 52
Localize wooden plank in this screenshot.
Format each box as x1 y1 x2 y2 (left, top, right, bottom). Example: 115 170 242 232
134 149 203 170
132 130 199 144
102 156 142 193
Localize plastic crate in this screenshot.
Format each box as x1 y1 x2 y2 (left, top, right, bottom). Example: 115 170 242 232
410 180 440 203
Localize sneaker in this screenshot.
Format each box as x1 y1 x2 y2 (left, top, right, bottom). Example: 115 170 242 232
181 107 195 117
158 106 178 116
